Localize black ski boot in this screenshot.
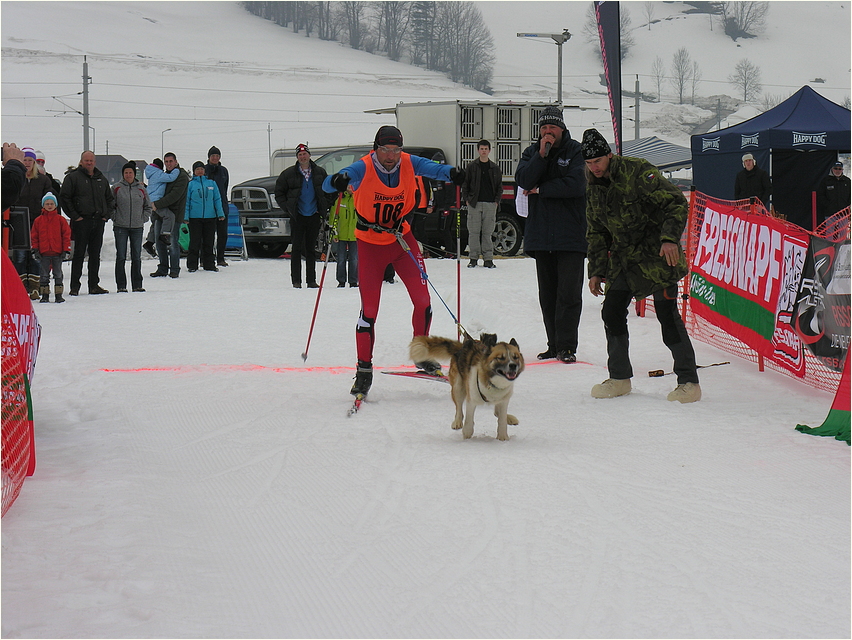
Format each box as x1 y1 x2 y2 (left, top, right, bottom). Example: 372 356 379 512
414 359 442 376
350 361 373 396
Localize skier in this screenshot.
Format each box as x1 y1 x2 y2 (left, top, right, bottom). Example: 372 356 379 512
322 125 465 400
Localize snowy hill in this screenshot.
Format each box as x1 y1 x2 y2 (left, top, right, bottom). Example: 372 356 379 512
1 1 849 186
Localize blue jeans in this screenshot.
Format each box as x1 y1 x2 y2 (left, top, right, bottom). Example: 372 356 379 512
335 240 358 285
153 213 180 276
114 226 144 290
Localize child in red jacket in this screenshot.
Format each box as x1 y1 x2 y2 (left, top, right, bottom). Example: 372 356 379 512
31 193 71 303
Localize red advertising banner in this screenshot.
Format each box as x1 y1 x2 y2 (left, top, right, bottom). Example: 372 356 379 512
690 201 810 376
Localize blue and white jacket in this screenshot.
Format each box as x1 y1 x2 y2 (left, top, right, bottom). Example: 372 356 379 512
184 174 224 220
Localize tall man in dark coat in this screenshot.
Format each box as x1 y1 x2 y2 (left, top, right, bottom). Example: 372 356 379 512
274 143 332 288
205 146 230 267
60 150 114 295
150 152 190 279
817 161 851 225
734 153 772 208
515 106 587 364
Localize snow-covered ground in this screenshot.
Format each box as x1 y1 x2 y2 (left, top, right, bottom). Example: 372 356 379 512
2 2 850 637
2 250 849 638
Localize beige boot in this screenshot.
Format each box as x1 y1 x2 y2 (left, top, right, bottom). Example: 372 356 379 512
39 285 50 303
667 382 701 403
591 378 632 399
54 285 65 304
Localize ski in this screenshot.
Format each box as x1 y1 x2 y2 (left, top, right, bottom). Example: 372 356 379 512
347 393 366 416
381 370 449 383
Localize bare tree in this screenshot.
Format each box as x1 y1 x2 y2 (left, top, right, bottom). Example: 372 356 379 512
315 1 342 41
582 3 636 61
718 1 769 40
643 1 656 30
728 58 762 102
670 47 692 104
761 92 791 110
410 1 437 67
690 60 702 104
376 1 411 62
651 56 666 101
341 0 366 50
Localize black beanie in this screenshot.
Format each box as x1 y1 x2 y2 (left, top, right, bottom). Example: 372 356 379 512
192 160 205 171
208 146 221 158
374 125 403 149
122 161 137 174
581 128 612 160
538 106 566 130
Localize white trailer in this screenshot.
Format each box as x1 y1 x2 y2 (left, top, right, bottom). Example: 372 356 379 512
373 100 557 180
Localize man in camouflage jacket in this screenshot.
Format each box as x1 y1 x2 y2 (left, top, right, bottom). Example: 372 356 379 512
582 128 701 404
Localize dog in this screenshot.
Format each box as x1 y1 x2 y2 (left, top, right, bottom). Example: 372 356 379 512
409 333 524 441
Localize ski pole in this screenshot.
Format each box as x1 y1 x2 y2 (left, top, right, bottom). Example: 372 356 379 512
301 193 342 361
647 361 730 377
456 205 461 341
394 230 472 340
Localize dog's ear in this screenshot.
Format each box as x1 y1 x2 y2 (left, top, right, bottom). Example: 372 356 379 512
510 338 519 347
481 333 498 347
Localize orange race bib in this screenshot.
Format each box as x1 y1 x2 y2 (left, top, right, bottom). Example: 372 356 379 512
352 152 417 245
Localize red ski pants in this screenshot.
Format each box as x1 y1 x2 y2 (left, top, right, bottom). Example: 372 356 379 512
355 231 431 364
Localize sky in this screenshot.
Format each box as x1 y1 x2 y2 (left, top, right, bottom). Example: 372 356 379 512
2 2 850 638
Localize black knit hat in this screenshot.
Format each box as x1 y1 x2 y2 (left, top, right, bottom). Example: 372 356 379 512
192 160 205 171
122 161 137 174
208 146 221 158
581 128 612 160
295 143 310 155
538 106 566 130
374 125 403 149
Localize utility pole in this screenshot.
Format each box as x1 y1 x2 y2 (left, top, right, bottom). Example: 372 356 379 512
82 56 91 152
267 123 272 174
634 75 640 140
516 30 572 104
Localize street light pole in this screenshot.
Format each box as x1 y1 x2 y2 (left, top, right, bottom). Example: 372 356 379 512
161 128 171 158
516 29 572 104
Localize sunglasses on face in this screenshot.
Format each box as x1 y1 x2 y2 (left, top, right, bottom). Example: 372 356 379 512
377 146 403 155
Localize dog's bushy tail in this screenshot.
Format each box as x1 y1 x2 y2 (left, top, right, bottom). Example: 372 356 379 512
409 335 463 364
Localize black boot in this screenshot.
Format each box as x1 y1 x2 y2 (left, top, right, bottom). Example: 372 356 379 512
39 286 50 303
350 361 373 396
54 285 65 303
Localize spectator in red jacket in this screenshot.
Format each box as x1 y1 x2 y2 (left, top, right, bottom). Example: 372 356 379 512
31 193 71 303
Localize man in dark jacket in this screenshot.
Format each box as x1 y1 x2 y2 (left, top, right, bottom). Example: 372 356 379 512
514 106 587 363
734 153 772 208
150 152 189 278
274 143 332 288
205 145 230 267
461 139 503 268
60 150 114 295
583 128 700 404
817 161 851 226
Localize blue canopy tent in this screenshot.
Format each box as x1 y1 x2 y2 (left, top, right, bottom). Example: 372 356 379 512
690 86 850 230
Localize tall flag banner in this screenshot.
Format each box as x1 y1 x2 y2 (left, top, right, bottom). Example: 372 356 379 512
796 353 851 445
793 235 851 372
690 201 811 377
595 1 622 154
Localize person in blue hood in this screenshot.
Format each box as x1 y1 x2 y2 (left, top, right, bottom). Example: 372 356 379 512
184 161 224 272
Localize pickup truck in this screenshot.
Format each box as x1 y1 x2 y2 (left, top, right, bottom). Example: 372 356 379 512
232 145 524 258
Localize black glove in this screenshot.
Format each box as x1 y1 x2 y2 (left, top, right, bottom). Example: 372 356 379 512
62 251 70 261
331 173 350 192
449 167 465 186
31 249 41 260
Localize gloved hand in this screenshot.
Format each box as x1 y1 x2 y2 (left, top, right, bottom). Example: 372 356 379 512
450 167 465 186
331 173 350 192
62 251 70 261
31 249 41 261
